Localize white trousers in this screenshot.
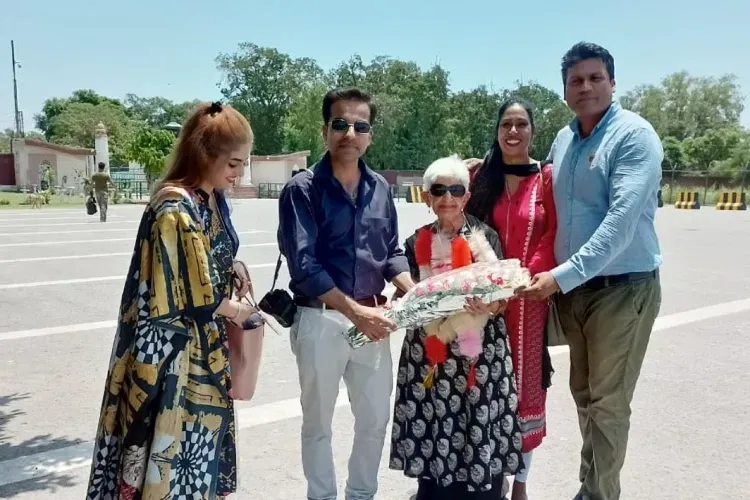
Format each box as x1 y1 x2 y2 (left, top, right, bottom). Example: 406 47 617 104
515 450 534 483
290 307 394 500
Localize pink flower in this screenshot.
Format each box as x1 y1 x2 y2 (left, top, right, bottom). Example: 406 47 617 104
457 329 483 358
461 282 471 293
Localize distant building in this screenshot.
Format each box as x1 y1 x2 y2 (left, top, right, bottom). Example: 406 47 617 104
1 122 111 193
5 138 95 192
243 150 311 186
229 150 311 199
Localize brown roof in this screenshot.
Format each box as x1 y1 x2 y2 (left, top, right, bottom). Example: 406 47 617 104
23 139 95 156
250 150 311 161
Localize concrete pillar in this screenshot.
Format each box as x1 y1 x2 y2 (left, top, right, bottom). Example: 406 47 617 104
94 122 109 173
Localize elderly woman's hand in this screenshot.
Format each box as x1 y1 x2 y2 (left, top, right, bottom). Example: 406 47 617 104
463 158 483 172
464 297 507 316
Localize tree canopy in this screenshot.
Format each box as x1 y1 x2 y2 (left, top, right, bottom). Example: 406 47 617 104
24 44 749 180
621 72 747 173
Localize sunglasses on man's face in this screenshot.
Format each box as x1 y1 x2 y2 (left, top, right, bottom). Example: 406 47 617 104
429 184 466 197
330 118 372 134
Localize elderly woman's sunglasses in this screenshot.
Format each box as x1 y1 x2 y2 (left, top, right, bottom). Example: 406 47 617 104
429 184 466 197
330 118 372 134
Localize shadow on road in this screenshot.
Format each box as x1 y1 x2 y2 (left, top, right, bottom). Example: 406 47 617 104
0 392 83 497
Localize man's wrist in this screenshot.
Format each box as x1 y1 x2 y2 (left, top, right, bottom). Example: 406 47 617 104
550 262 579 294
340 298 361 321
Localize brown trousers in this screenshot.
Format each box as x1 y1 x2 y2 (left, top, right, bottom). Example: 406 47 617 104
557 275 661 500
95 190 108 222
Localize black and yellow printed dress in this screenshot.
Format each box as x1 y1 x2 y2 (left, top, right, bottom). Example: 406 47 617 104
86 187 240 500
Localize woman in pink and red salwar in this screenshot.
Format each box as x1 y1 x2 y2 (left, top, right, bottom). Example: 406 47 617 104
465 99 557 500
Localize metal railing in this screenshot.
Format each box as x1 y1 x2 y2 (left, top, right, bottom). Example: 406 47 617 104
111 172 148 200
256 183 286 199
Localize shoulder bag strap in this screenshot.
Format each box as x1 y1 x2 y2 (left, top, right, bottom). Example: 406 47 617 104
270 253 283 290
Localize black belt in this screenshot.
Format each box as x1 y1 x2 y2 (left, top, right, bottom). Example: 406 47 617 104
295 294 387 311
579 270 658 290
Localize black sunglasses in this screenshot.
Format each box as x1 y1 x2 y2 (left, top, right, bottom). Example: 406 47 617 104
429 184 466 197
330 118 372 134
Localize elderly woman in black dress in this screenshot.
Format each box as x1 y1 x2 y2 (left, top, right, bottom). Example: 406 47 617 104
389 155 524 500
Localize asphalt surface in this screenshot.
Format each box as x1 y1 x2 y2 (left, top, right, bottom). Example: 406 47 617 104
0 200 748 499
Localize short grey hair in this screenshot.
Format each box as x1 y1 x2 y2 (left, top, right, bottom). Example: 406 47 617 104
423 154 470 191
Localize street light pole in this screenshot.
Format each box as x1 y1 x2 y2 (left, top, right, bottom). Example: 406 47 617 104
11 40 22 137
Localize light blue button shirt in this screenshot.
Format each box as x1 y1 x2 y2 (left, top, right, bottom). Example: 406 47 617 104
546 100 663 294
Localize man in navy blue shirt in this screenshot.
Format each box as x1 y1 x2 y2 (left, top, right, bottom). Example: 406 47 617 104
278 88 414 500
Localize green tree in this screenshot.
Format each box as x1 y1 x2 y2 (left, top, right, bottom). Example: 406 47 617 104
49 101 136 167
661 136 686 170
125 126 176 182
124 95 201 128
216 43 324 155
283 82 327 162
621 72 744 141
330 57 454 170
0 129 46 153
682 126 744 172
444 87 502 158
34 90 126 140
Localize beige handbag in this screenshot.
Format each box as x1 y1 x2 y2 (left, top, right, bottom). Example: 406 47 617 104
226 260 264 401
545 294 567 347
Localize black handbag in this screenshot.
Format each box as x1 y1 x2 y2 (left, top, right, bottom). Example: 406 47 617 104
257 254 297 328
86 194 97 215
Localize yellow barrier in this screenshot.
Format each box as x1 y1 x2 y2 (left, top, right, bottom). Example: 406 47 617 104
716 191 746 211
674 191 700 209
405 185 424 203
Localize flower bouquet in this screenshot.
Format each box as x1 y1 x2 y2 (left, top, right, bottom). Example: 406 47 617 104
342 258 531 350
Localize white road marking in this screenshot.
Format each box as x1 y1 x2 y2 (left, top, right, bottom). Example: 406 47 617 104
0 297 747 486
0 209 92 216
0 283 391 342
0 392 350 488
0 321 116 341
0 230 270 246
0 275 125 290
1 228 136 236
0 237 133 247
0 243 277 264
546 298 750 357
0 220 140 228
0 227 133 236
0 215 124 222
0 299 750 486
0 261 278 290
2 229 274 237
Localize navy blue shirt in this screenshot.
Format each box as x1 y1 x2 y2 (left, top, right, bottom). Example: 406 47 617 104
277 154 409 301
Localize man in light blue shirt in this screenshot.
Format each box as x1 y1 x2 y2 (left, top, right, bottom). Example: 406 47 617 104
523 42 663 500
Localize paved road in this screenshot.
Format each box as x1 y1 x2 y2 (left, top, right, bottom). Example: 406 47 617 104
0 200 748 499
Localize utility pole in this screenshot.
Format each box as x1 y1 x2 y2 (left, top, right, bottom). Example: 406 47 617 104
11 40 23 137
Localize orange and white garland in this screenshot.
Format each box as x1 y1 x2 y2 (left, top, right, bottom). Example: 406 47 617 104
414 223 498 389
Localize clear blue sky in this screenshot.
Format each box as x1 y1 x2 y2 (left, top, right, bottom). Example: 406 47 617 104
1 0 748 135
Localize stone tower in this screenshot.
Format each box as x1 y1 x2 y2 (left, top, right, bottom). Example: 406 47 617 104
94 122 110 174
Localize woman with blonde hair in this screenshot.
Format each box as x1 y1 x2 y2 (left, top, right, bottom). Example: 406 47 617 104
86 102 256 499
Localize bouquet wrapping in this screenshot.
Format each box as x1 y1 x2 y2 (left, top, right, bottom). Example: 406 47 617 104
343 259 531 348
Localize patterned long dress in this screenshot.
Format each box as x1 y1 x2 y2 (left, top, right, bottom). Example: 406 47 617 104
86 187 240 500
490 165 557 453
390 217 524 498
